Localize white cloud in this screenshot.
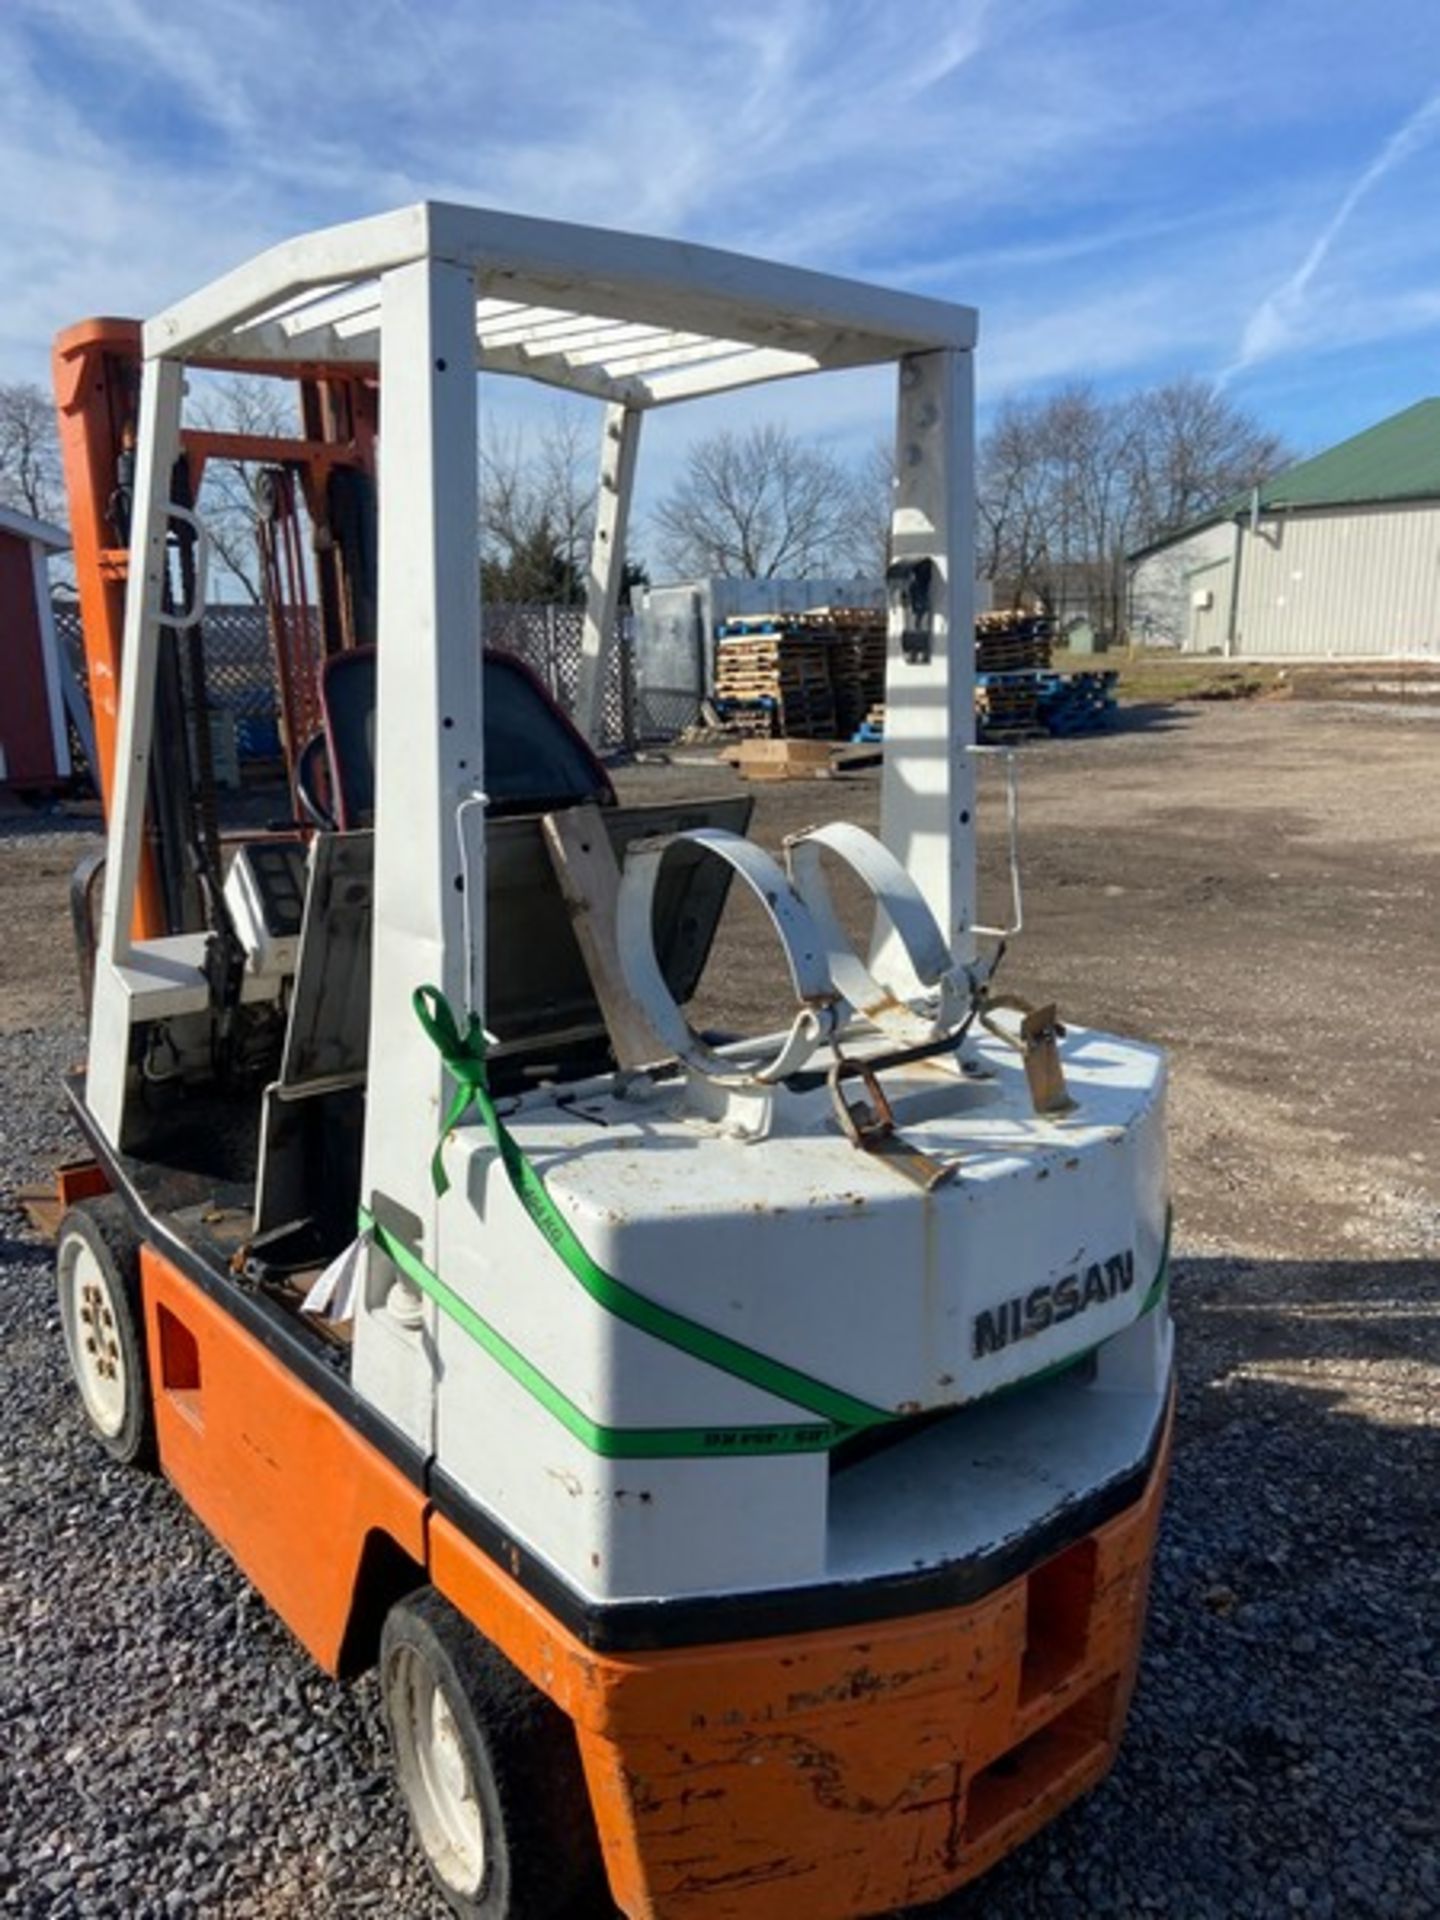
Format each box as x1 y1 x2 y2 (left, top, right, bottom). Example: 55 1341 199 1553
1225 88 1440 379
4 0 1440 465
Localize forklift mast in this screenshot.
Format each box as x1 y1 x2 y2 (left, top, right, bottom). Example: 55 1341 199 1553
53 317 378 935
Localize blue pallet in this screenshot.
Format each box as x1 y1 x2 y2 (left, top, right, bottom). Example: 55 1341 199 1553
1033 667 1119 738
1044 711 1116 737
235 713 282 760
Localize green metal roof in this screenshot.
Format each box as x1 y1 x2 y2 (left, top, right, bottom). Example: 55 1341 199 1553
1132 398 1440 559
1255 397 1440 510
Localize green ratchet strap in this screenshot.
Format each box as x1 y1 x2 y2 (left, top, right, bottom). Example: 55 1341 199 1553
1138 1207 1173 1318
414 987 492 1201
403 984 1172 1459
410 984 888 1454
358 1206 836 1458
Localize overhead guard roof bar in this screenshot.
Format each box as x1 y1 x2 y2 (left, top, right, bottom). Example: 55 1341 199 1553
144 201 977 408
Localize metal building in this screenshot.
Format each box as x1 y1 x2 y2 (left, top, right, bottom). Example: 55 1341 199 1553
0 505 72 790
1128 399 1440 659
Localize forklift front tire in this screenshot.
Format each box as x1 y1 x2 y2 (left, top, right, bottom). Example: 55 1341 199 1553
55 1198 157 1472
380 1588 608 1919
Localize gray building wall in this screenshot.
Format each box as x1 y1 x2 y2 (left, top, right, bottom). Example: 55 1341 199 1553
1130 500 1440 658
1232 501 1440 658
1130 521 1233 650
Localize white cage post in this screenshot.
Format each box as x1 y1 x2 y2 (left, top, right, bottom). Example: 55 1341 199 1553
876 348 977 970
362 257 484 1251
575 403 642 746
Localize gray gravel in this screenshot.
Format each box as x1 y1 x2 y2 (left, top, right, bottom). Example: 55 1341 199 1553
2 774 1437 1915
934 1253 1440 1920
0 1021 439 1920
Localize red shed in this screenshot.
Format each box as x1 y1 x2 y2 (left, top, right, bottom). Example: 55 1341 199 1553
0 505 71 791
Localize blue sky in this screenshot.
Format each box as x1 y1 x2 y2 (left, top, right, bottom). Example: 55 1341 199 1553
7 0 1440 507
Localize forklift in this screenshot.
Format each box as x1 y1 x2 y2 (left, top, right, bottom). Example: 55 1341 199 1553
50 203 1174 1919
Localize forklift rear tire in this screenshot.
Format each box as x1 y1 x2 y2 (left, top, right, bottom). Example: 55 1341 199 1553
55 1197 157 1472
380 1588 609 1919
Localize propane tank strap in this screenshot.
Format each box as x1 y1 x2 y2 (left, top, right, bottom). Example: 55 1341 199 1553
411 984 891 1436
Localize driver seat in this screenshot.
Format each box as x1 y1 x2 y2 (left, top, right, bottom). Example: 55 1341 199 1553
297 646 615 830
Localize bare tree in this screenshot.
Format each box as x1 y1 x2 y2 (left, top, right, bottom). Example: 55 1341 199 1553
480 410 597 603
0 381 63 522
979 399 1063 611
844 438 898 581
978 379 1289 637
191 376 301 603
653 424 861 579
1127 378 1289 542
1048 385 1147 637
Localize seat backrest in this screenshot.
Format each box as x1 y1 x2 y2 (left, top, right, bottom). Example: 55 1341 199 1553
274 796 752 1095
279 830 374 1086
320 646 615 830
484 797 752 1060
257 794 751 1242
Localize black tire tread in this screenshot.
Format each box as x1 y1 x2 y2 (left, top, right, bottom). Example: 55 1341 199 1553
56 1196 157 1472
382 1587 610 1919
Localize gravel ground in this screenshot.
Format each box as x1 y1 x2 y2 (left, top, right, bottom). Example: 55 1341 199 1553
0 1013 438 1920
2 701 1438 1918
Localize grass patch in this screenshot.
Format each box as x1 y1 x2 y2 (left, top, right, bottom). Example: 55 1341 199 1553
1051 647 1281 704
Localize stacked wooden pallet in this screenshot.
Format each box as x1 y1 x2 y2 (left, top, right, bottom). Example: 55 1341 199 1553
712 609 1063 746
711 699 777 740
713 618 838 740
787 607 887 739
975 672 1043 740
975 610 1054 676
846 615 1070 744
971 613 1054 740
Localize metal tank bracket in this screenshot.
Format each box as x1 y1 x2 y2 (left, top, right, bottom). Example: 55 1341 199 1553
784 819 970 1041
827 1053 958 1191
978 995 1077 1117
615 827 839 1090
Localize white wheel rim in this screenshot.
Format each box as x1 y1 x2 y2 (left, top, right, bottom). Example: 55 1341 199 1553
61 1238 128 1439
391 1644 486 1894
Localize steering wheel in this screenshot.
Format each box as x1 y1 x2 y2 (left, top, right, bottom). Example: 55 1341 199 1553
295 731 336 831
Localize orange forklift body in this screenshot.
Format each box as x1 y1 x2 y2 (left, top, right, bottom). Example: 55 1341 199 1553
138 1238 1169 1920
52 318 377 941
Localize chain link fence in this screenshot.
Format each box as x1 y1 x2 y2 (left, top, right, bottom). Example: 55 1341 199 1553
481 604 636 748
53 601 643 757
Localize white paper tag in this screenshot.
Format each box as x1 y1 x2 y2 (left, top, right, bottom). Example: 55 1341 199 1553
301 1229 370 1323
